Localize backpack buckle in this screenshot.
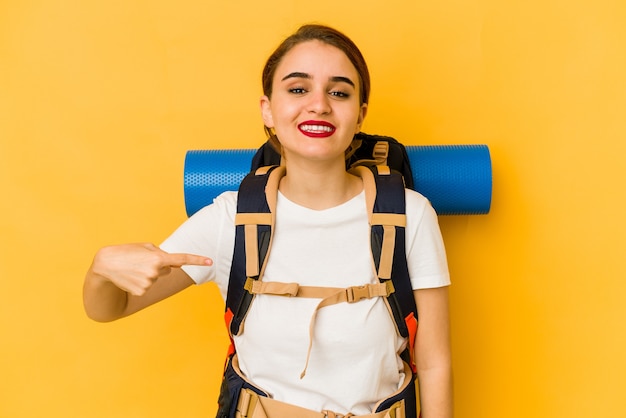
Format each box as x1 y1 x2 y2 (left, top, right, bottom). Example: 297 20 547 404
373 141 389 165
346 285 370 302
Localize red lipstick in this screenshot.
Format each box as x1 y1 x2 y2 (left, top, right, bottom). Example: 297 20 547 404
298 120 336 138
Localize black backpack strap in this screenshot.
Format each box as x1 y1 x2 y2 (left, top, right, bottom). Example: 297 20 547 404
250 142 282 169
351 165 419 372
225 165 285 338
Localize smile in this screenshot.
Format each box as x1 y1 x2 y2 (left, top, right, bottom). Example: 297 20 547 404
298 121 336 138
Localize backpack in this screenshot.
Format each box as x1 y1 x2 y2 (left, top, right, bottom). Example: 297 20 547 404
216 134 420 418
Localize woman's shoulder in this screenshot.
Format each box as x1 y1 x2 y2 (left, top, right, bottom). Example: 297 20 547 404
177 191 239 233
404 188 432 214
213 190 238 207
192 191 238 217
403 188 442 234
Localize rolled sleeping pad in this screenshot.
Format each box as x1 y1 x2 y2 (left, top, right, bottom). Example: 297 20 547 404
184 145 492 217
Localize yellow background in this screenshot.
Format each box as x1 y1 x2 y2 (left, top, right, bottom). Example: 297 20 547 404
1 0 625 417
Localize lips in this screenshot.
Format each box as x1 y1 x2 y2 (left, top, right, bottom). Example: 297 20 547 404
298 120 336 138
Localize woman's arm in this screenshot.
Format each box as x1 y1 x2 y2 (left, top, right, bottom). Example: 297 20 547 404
414 286 453 418
83 243 212 322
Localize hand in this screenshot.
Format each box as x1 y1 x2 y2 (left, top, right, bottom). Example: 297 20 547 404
91 243 212 296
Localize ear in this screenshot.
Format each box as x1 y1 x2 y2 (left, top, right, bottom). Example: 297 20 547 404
260 95 274 128
355 103 368 133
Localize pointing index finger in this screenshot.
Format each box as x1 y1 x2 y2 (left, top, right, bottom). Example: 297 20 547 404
163 252 213 268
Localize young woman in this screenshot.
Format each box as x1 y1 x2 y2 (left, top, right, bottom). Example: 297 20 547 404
83 24 452 418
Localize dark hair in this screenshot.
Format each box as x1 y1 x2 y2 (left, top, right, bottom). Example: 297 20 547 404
262 24 371 142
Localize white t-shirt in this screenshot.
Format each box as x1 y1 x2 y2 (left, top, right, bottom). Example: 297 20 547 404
160 188 449 414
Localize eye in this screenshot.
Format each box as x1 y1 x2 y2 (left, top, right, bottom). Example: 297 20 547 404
288 87 307 95
329 90 350 98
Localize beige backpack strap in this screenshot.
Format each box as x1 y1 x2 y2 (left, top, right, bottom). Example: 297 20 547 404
244 277 396 379
370 212 406 280
349 165 376 219
245 278 394 302
234 214 272 278
299 281 395 379
264 165 284 213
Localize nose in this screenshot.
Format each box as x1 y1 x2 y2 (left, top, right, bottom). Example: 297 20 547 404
306 90 331 115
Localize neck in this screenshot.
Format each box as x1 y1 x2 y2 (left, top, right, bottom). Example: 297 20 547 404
279 159 362 210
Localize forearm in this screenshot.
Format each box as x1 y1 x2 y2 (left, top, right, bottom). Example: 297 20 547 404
417 365 453 418
83 267 129 322
82 244 204 322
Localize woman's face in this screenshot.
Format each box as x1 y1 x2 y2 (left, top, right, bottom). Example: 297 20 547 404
260 40 367 165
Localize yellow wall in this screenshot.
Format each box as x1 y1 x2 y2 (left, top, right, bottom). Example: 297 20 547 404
1 1 625 417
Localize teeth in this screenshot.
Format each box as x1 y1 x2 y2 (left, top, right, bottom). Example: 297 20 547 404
300 124 334 133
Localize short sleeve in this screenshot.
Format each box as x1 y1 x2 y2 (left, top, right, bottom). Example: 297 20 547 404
159 191 237 300
404 189 451 290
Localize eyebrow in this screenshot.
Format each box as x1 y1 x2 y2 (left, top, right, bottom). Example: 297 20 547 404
281 72 356 88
